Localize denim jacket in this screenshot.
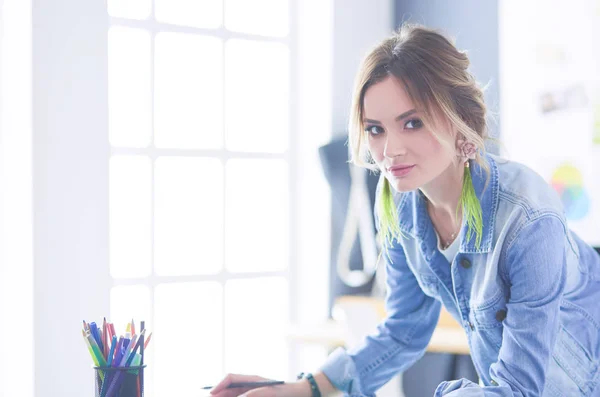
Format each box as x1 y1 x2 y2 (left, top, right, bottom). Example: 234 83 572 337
320 154 600 396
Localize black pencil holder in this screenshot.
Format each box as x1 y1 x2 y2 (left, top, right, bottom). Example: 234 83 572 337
94 365 146 397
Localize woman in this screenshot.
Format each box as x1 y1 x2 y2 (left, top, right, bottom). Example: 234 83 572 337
209 24 600 397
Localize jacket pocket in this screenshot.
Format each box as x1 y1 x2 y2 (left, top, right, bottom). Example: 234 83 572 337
471 297 507 349
545 327 598 397
417 273 440 297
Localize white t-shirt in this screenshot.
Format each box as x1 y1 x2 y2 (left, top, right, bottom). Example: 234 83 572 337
437 231 460 263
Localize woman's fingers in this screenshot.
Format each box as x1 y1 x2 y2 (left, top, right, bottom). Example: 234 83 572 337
209 374 270 395
241 386 278 397
211 387 253 397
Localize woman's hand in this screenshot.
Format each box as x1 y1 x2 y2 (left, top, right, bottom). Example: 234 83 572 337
208 373 310 397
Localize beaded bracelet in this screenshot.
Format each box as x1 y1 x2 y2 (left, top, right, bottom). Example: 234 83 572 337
297 372 322 397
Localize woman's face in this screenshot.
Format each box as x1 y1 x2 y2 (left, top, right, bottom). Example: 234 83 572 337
363 76 457 192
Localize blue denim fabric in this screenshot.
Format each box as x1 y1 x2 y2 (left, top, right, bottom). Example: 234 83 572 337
320 154 600 396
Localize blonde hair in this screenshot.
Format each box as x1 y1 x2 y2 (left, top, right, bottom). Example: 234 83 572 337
348 23 492 251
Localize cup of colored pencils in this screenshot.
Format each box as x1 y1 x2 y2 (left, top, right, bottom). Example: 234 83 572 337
82 318 153 397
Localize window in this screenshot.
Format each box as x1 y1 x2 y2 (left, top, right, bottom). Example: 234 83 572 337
107 1 294 394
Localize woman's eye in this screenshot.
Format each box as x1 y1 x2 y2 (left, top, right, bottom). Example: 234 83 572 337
405 118 423 130
365 125 384 135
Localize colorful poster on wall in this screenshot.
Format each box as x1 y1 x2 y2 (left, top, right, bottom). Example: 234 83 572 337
551 163 590 221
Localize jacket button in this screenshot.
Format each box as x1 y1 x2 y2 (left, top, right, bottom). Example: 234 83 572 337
490 379 499 386
460 258 471 269
495 309 507 322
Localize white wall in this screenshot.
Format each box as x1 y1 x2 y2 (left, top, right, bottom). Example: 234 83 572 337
32 0 111 395
0 0 34 396
332 0 394 137
295 0 333 324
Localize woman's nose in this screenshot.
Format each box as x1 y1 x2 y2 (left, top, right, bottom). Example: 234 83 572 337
383 133 407 158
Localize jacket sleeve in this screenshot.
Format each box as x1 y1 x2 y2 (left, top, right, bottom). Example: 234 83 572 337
320 237 442 396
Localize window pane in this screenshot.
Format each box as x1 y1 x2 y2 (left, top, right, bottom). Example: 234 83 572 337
225 0 289 37
225 159 288 272
225 39 289 153
107 0 151 20
108 27 152 148
154 33 223 149
224 278 288 379
155 282 223 395
155 0 222 28
110 285 152 337
154 157 223 275
110 156 152 278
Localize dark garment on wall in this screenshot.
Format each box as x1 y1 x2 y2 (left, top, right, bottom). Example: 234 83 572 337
319 136 379 311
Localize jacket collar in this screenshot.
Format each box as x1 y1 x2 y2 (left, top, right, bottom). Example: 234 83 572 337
395 153 499 254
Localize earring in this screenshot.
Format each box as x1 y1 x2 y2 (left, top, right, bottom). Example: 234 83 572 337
457 139 477 165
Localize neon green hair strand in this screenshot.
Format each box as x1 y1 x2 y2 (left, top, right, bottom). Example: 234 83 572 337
459 163 483 249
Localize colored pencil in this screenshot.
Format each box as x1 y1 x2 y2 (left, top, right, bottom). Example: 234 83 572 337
144 332 152 349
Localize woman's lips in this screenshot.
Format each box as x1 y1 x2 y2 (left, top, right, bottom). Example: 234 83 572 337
388 164 416 177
